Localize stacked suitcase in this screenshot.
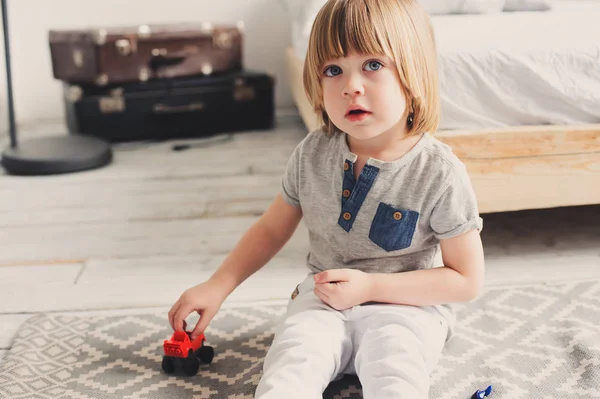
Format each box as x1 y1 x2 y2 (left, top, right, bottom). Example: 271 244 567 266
49 22 275 142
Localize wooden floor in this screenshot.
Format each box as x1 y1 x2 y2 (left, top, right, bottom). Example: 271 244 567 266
1 118 599 363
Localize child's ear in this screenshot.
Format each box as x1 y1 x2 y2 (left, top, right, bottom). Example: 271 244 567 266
406 96 423 132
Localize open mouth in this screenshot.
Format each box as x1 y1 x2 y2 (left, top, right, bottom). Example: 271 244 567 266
347 109 368 116
345 108 372 121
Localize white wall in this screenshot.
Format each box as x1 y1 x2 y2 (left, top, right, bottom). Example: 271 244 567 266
0 0 295 128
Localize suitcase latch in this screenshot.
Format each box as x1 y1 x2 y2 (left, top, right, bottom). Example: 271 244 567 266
66 86 83 103
99 88 125 114
213 31 233 50
116 39 133 56
201 64 213 75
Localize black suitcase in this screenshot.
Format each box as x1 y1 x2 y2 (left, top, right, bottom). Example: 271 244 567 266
63 71 275 142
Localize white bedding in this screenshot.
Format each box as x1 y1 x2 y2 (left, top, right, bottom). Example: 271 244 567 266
290 2 600 129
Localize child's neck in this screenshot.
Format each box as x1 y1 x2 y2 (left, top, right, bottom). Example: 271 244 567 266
347 128 422 163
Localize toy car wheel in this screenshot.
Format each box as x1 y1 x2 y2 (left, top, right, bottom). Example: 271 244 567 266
161 356 175 374
182 350 200 376
197 345 214 364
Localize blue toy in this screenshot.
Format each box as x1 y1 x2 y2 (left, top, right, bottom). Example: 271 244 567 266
471 385 492 399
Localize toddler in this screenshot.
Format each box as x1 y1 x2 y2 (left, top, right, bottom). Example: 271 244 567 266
169 0 485 397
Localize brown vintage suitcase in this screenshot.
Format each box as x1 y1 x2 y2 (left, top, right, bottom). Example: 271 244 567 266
49 22 244 86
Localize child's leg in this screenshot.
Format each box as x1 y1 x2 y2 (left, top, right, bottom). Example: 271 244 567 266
255 276 352 399
351 305 448 399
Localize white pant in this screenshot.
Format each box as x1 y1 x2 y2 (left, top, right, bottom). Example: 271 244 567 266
255 274 448 399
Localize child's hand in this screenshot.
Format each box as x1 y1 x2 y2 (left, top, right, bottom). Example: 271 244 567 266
168 279 230 339
313 269 374 310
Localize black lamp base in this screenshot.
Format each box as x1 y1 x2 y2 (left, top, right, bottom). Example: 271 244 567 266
1 135 113 176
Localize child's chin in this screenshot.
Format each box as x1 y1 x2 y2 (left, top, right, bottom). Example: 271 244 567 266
345 127 382 141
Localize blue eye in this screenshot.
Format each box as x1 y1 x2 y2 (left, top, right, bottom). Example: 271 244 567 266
365 61 383 71
324 65 342 77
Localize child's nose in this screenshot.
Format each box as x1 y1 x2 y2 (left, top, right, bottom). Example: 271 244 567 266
342 76 364 97
343 88 363 97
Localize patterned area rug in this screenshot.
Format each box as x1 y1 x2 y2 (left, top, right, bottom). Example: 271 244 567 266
1 279 599 399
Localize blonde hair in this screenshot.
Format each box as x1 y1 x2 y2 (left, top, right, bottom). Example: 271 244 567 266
302 0 440 136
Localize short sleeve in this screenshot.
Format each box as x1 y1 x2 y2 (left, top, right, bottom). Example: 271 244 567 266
281 141 302 207
430 167 483 239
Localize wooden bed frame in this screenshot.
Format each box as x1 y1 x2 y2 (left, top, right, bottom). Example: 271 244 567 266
285 48 600 214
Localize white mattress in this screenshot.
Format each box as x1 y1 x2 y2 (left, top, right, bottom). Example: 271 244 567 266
291 2 600 129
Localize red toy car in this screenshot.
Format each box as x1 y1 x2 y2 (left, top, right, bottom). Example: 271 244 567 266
162 330 214 376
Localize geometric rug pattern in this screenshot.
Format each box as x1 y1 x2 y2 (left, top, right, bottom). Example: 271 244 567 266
0 279 599 398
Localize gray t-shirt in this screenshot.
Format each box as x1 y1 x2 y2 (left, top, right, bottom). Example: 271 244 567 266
281 129 483 334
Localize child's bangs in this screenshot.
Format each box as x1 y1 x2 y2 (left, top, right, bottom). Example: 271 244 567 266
313 0 392 67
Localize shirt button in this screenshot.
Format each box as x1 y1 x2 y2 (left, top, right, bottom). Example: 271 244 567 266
343 212 352 221
344 162 350 171
343 189 351 198
393 211 403 220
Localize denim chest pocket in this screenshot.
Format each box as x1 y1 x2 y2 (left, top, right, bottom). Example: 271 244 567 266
369 203 419 251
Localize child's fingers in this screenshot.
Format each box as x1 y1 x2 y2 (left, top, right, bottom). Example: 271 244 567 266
315 281 341 294
174 305 193 332
315 269 350 284
191 308 216 339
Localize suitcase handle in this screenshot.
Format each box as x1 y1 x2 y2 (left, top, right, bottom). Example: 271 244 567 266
150 54 186 69
153 102 205 114
150 47 199 68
